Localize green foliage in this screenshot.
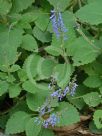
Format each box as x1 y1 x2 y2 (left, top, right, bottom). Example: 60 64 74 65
5 111 30 134
0 0 12 15
0 80 9 96
76 0 102 25
25 117 41 136
93 110 102 129
22 34 38 52
83 92 101 107
11 0 35 13
57 102 80 126
0 0 102 135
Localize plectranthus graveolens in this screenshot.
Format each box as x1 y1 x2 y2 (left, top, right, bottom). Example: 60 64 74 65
50 10 67 40
42 113 59 128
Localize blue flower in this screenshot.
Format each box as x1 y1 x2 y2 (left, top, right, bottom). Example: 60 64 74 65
70 83 78 96
43 113 59 128
50 10 67 40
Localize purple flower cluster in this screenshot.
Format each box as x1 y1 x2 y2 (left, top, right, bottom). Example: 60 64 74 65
39 103 51 116
69 82 78 96
51 86 69 101
43 113 59 128
50 10 67 40
50 82 78 101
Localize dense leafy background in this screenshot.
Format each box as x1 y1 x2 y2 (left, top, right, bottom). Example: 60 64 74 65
0 0 102 135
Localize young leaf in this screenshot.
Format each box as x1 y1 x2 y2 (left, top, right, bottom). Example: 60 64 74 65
5 111 30 134
22 80 37 94
0 80 9 96
93 110 102 129
9 84 21 98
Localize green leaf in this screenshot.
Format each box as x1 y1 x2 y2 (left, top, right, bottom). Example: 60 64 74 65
37 58 56 79
67 37 100 66
89 121 102 135
11 0 35 13
76 1 102 25
0 27 23 72
18 69 28 82
45 46 63 56
26 88 49 111
22 80 37 94
47 0 70 11
23 54 41 78
35 11 49 31
9 84 21 98
53 63 72 88
38 128 55 136
93 110 102 129
83 75 102 88
22 34 38 52
83 92 101 107
0 80 9 96
25 117 41 136
33 26 51 43
5 111 30 134
10 64 20 72
57 102 80 126
0 0 12 15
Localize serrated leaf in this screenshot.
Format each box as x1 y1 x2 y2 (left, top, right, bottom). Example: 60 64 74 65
45 46 63 56
33 26 51 43
22 80 37 94
57 102 80 126
0 27 23 72
93 110 102 129
10 64 20 72
0 80 9 96
25 117 41 136
11 0 35 13
76 1 102 25
9 84 21 98
26 88 49 111
22 34 38 52
83 92 101 107
18 69 28 82
67 37 100 66
47 0 70 11
83 75 102 88
23 54 41 78
5 111 30 134
0 0 12 15
35 11 49 31
37 58 56 79
53 63 72 88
